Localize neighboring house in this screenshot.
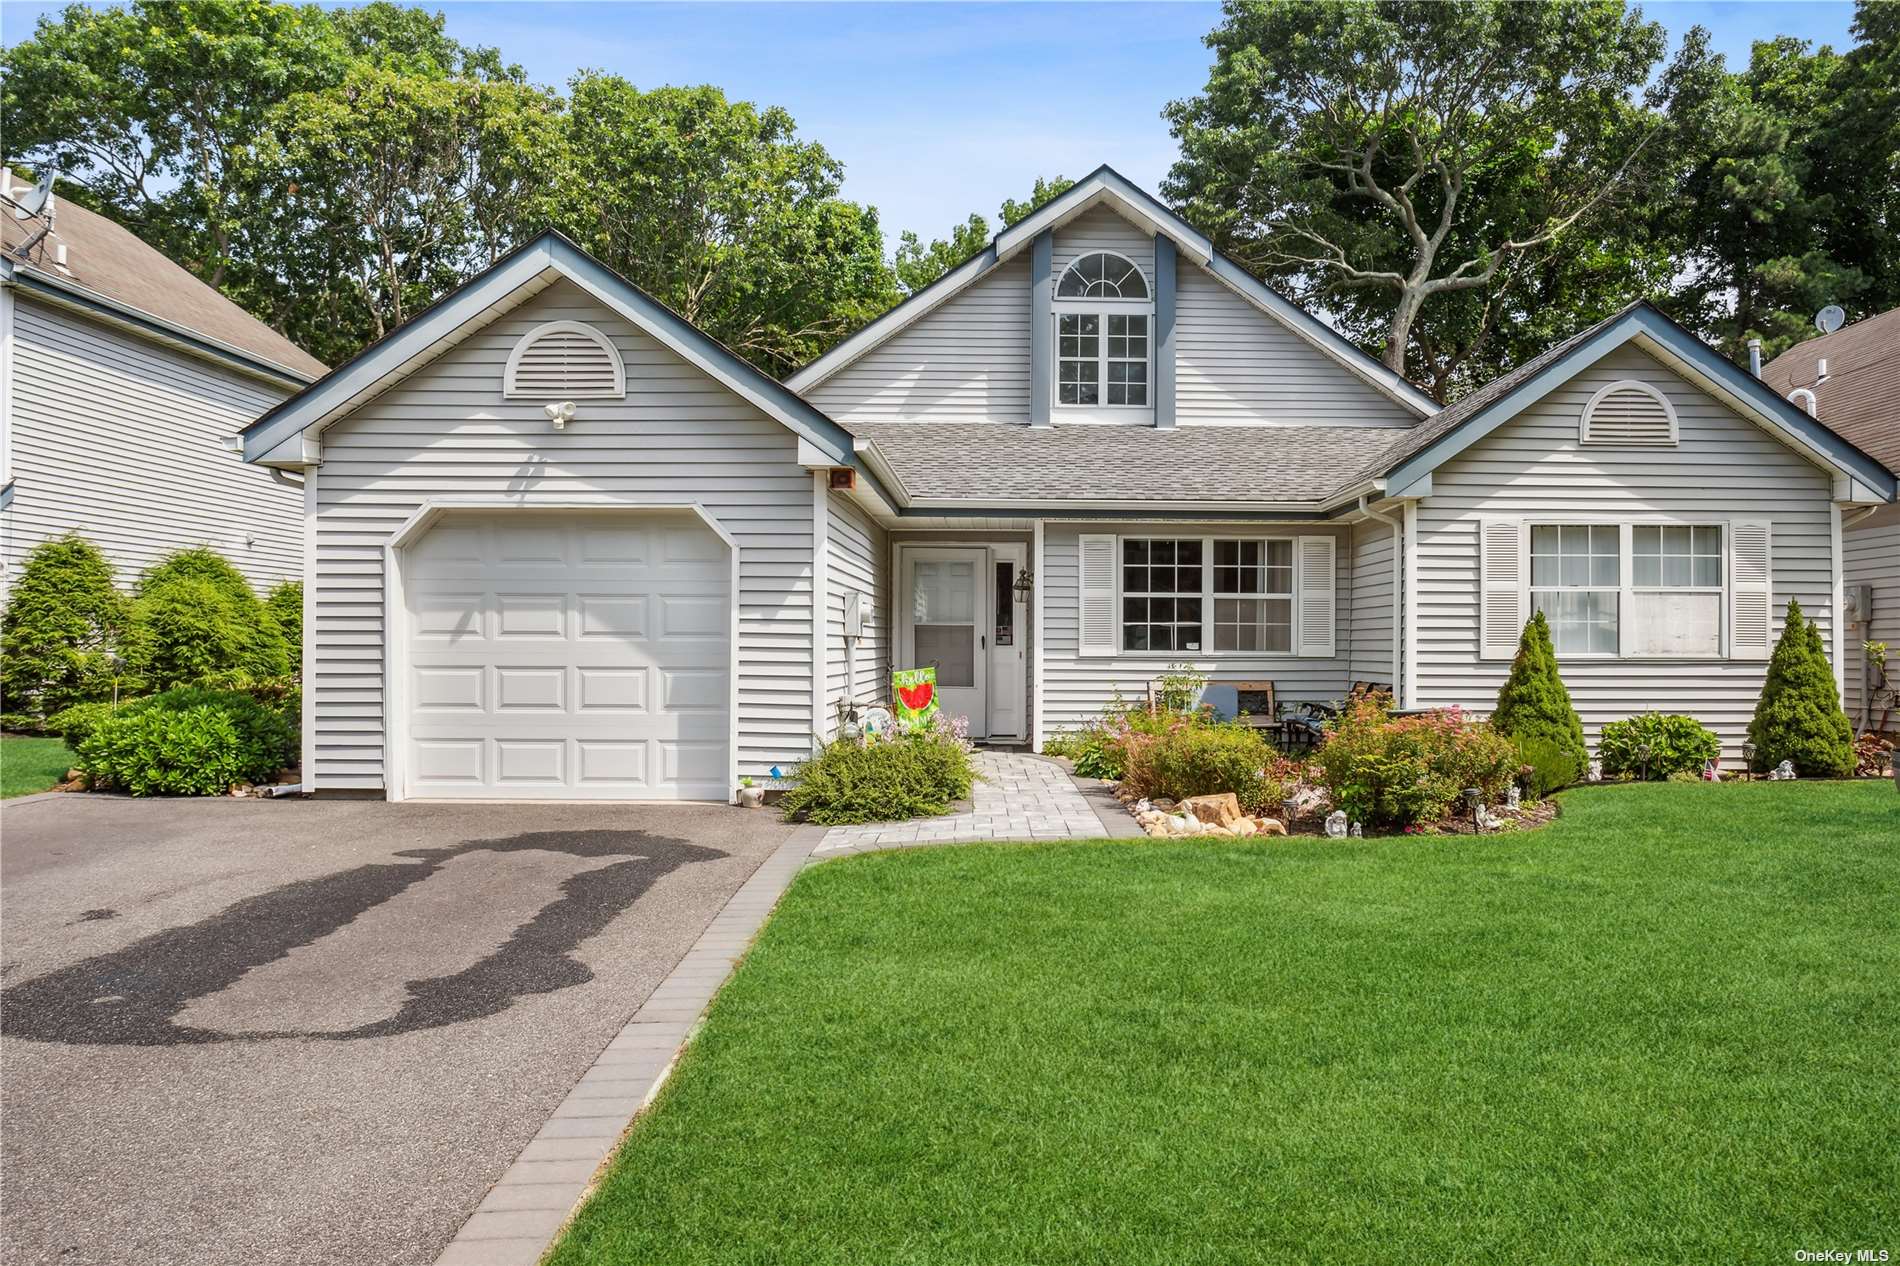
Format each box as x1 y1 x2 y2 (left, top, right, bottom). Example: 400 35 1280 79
238 166 1894 802
0 172 326 599
1762 308 1900 733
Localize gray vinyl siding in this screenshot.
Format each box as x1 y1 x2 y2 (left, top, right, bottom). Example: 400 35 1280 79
308 279 815 791
804 256 1031 424
1040 521 1355 735
1412 343 1838 759
1844 511 1900 729
2 296 301 595
1348 519 1398 687
826 491 890 714
1174 264 1417 427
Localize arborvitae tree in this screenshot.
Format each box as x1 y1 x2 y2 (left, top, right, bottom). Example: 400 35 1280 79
1490 610 1588 783
1747 599 1854 777
0 535 128 726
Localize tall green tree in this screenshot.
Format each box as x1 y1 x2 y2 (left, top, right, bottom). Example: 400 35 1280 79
1165 0 1696 399
554 76 897 374
892 176 1077 296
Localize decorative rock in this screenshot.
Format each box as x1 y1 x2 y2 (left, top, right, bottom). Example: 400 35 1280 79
1165 815 1190 833
1153 799 1178 812
1180 812 1203 832
1145 823 1172 838
1232 818 1257 838
1324 810 1348 839
1254 818 1288 837
1179 793 1243 827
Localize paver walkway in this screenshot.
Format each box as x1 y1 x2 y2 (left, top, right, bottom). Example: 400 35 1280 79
812 749 1112 857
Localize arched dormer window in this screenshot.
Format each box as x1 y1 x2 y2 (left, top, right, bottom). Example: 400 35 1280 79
1054 252 1151 409
1580 379 1677 446
504 321 625 400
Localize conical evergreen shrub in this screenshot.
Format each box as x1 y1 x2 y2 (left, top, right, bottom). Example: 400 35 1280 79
1747 599 1854 777
1490 610 1587 785
0 534 128 726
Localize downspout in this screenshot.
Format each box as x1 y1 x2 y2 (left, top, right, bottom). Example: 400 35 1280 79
270 467 305 489
1844 503 1882 732
1359 496 1404 700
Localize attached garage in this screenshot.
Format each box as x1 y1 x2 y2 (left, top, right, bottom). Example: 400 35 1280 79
394 507 734 801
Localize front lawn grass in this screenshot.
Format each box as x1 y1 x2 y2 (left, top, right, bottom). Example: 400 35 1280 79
551 782 1899 1265
1 735 72 798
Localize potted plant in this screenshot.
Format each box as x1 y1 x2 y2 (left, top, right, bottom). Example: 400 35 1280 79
737 776 765 809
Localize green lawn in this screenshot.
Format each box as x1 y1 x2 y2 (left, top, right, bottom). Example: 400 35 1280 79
551 783 1899 1266
1 735 72 798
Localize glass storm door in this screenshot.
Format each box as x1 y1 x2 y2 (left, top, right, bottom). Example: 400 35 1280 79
903 548 989 739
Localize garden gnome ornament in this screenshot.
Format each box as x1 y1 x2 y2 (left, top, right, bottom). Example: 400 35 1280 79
1325 810 1348 838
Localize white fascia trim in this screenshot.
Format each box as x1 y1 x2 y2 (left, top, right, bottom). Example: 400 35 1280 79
994 171 1214 267
853 438 914 508
785 246 998 393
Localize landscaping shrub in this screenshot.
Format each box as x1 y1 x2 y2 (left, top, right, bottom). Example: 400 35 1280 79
44 699 123 751
1597 713 1722 781
1489 610 1586 787
1513 735 1581 798
75 686 297 796
1747 600 1854 778
126 548 289 688
1314 698 1518 829
1118 717 1283 813
780 726 975 825
266 579 304 671
0 535 128 728
1853 732 1892 778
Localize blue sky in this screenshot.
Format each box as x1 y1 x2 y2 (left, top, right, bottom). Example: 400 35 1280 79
0 1 1862 246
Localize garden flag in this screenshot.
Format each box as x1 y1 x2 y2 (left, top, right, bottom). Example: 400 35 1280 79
892 667 939 731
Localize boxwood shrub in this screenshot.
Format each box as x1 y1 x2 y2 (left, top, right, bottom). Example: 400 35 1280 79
1597 713 1722 781
781 729 975 825
76 686 297 796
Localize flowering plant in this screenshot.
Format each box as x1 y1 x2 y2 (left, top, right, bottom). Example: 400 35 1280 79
1313 697 1517 829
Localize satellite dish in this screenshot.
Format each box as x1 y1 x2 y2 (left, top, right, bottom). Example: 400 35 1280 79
11 172 55 220
1816 305 1846 335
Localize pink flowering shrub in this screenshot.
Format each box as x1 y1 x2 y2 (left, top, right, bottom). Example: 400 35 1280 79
1313 697 1518 829
1118 713 1284 813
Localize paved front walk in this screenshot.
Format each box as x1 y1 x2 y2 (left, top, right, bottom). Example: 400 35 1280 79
811 749 1114 857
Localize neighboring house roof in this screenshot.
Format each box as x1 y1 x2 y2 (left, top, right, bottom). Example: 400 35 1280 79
847 420 1414 512
1 180 326 385
1761 307 1900 475
1364 301 1897 502
240 230 871 484
785 165 1439 419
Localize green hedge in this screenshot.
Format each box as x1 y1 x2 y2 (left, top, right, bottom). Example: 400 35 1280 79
76 686 297 796
127 548 290 687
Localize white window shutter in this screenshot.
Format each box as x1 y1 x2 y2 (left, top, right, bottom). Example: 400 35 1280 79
1296 536 1336 658
1480 518 1528 660
1078 534 1118 658
1729 520 1773 660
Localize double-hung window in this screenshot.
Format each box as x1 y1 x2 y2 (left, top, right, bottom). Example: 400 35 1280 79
1120 537 1299 654
1055 252 1150 411
1213 540 1294 652
1630 525 1723 656
1530 525 1620 654
1122 539 1203 651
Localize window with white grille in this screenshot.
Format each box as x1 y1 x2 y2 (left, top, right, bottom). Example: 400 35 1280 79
1580 379 1677 446
504 321 626 399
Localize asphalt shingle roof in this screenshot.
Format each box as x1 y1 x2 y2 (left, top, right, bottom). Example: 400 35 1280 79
1761 307 1900 475
846 421 1416 505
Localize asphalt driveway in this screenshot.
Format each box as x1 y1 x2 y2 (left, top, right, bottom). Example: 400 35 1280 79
0 794 792 1266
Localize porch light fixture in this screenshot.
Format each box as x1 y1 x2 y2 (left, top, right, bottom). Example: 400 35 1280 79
1013 569 1034 599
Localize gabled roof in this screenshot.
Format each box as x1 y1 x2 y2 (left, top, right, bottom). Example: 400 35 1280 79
2 179 326 384
1761 307 1900 475
240 231 864 473
1366 301 1896 502
784 165 1438 418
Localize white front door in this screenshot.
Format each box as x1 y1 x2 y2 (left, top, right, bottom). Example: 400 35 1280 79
901 548 989 739
402 510 730 801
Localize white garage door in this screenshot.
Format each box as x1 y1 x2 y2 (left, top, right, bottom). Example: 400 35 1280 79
402 510 730 800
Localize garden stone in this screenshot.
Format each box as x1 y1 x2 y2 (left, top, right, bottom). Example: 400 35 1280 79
1179 793 1242 827
1324 810 1348 838
1253 818 1288 836
1180 812 1203 832
1232 818 1257 837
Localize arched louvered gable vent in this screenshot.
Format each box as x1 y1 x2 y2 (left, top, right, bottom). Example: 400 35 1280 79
504 321 626 399
1580 379 1677 446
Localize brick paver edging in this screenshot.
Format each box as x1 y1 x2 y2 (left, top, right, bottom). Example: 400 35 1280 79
430 824 826 1266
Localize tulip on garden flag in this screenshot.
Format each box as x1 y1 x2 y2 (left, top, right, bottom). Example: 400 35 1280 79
893 667 939 731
